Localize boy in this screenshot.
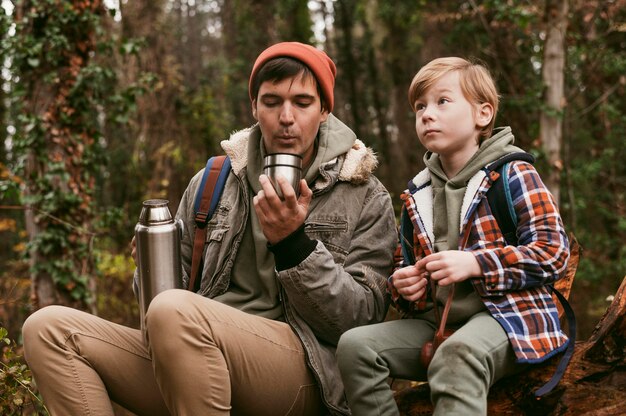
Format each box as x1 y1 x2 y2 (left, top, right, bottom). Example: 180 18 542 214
336 57 570 415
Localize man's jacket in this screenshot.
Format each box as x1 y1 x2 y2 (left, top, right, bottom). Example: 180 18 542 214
176 115 397 415
390 159 570 363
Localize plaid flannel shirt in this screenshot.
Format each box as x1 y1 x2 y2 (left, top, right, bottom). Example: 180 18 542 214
389 160 570 363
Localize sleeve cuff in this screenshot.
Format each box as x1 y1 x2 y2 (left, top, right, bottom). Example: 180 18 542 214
268 224 318 271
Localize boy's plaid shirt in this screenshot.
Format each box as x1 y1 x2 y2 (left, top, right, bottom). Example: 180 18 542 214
389 160 570 363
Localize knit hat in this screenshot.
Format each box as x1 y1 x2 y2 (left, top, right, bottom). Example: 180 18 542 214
249 42 337 112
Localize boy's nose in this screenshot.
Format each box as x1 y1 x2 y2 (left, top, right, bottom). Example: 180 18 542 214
421 106 434 121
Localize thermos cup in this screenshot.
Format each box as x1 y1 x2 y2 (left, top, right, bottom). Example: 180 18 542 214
135 199 183 340
263 153 303 199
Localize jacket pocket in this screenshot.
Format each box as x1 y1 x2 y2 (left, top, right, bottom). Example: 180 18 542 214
199 224 230 277
304 217 349 262
305 218 348 233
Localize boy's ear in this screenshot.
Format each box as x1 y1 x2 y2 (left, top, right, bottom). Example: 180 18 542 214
475 102 494 128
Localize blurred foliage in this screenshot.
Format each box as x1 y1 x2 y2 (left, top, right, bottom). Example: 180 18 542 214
94 250 140 328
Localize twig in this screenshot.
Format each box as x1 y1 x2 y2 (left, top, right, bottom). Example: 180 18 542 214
574 81 621 117
0 204 97 236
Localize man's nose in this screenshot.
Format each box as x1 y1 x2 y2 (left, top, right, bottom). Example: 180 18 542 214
279 103 295 124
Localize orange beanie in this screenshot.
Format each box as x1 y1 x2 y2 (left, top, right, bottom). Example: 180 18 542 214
249 42 337 112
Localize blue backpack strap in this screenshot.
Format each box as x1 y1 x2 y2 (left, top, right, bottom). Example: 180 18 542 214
486 152 534 246
534 287 577 398
487 161 518 245
193 156 231 228
189 155 231 292
400 205 416 266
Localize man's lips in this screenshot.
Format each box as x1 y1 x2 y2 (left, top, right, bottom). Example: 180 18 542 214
423 129 439 136
275 135 297 141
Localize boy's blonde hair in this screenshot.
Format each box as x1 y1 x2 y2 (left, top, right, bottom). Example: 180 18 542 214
408 57 499 140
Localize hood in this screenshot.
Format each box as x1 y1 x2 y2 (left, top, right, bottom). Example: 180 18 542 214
220 114 378 186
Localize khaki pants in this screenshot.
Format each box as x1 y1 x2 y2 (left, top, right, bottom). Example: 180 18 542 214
22 289 323 416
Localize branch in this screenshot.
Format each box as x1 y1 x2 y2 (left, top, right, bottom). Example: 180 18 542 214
574 81 621 117
0 205 96 236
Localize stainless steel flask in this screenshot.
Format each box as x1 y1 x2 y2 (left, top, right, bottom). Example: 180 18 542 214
135 199 183 339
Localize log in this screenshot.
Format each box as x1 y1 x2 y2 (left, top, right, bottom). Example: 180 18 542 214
395 239 626 415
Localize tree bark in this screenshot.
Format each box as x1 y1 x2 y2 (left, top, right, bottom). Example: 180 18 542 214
16 1 104 309
334 0 363 138
539 0 569 204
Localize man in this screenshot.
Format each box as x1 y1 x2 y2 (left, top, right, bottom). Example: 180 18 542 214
22 42 397 415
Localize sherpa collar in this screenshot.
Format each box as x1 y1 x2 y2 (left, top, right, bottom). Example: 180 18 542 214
220 123 377 187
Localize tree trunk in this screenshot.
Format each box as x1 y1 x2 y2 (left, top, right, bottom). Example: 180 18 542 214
15 1 104 310
539 0 569 203
334 0 363 139
395 239 626 415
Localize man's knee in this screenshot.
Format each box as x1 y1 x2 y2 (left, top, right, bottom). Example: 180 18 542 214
23 304 67 333
145 289 220 350
22 305 72 342
22 305 70 363
145 289 194 325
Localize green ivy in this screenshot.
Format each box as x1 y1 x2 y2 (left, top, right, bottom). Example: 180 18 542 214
2 1 148 306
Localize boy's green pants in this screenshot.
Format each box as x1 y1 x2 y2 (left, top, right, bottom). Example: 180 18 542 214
337 311 524 416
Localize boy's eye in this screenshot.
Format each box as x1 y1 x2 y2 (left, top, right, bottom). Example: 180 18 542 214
415 103 426 111
296 100 313 108
438 98 449 105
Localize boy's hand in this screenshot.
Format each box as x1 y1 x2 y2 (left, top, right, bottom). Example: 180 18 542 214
418 251 482 286
253 174 312 244
390 265 429 301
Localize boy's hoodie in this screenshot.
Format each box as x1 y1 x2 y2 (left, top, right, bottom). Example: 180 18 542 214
422 127 523 324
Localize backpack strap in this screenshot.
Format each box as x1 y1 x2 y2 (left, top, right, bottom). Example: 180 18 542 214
400 205 416 266
486 152 534 246
485 152 576 398
534 287 577 398
189 155 231 292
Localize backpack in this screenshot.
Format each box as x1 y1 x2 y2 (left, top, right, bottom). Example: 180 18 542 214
189 155 231 292
399 153 575 398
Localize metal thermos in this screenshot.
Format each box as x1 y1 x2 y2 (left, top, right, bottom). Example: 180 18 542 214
135 199 183 339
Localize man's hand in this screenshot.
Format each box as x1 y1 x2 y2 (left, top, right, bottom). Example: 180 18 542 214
416 250 482 286
390 265 428 302
253 174 312 244
130 236 137 265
